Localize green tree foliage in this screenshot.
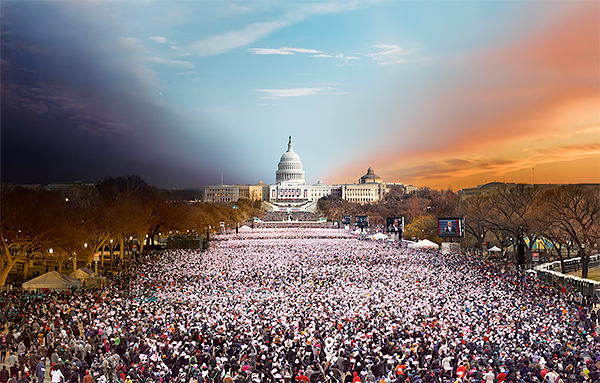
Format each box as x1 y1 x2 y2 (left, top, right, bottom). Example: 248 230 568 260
403 215 438 242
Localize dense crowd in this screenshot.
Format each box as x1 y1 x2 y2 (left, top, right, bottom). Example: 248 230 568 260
0 229 598 383
261 212 318 222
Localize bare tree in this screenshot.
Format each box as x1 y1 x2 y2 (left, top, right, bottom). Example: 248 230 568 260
458 194 492 252
541 185 600 277
0 185 53 285
485 184 545 267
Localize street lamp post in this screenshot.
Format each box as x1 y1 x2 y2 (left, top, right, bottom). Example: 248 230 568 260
129 236 134 261
581 242 588 278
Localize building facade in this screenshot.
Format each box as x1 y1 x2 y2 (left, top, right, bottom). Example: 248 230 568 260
203 137 414 210
203 185 241 203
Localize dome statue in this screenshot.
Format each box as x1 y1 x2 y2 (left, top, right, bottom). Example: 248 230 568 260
276 136 305 185
359 167 383 184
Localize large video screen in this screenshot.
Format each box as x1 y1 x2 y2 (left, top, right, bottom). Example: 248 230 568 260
386 217 404 233
438 217 464 238
355 215 369 228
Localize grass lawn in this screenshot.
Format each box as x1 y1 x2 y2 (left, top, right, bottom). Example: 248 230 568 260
567 266 600 281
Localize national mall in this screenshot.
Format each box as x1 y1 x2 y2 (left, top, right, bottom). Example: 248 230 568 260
204 137 415 212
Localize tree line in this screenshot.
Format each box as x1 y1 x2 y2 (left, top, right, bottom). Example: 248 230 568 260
2 178 598 286
319 183 599 275
0 176 261 286
459 183 599 276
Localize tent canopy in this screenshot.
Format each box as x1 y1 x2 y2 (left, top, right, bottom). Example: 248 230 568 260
22 271 81 291
488 246 501 252
70 267 96 279
409 239 440 249
369 233 389 240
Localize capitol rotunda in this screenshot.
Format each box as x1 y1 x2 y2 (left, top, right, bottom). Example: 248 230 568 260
275 136 306 185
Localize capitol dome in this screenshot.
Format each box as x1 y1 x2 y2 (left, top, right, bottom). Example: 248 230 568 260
359 167 383 184
276 136 305 185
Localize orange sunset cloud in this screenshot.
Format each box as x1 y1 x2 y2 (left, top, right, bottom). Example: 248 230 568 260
328 3 599 191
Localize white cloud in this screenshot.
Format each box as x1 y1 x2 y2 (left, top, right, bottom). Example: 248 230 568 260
248 46 321 55
170 46 181 51
229 4 250 12
148 57 194 69
335 53 358 60
248 48 295 56
149 36 168 44
335 53 359 66
313 54 333 58
253 87 334 99
367 44 410 65
190 20 290 57
189 2 358 57
300 2 359 16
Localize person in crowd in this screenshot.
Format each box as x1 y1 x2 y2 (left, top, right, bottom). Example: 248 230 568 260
49 366 63 383
1 229 598 383
35 360 45 383
0 366 9 383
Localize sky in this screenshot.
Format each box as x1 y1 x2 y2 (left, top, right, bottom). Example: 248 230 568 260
2 0 599 190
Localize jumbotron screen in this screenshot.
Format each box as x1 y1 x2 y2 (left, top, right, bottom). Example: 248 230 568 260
355 215 369 227
386 217 404 233
438 217 464 238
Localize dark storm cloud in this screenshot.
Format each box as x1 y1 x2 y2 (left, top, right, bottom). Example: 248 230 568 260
1 2 237 188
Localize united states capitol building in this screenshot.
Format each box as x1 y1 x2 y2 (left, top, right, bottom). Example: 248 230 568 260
204 137 415 212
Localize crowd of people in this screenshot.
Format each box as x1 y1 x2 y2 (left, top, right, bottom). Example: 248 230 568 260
261 212 319 222
0 228 598 383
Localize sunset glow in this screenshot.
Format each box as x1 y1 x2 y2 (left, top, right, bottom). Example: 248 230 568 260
2 1 598 190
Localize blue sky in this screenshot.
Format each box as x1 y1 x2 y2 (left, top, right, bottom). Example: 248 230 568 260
2 1 598 189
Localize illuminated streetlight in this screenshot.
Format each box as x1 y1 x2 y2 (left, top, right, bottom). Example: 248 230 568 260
49 249 53 254
84 243 88 248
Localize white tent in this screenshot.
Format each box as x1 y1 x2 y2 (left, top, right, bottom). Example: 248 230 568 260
408 239 440 250
239 225 252 231
70 267 106 288
368 232 389 240
488 246 501 252
83 276 107 288
22 271 81 291
70 267 96 280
